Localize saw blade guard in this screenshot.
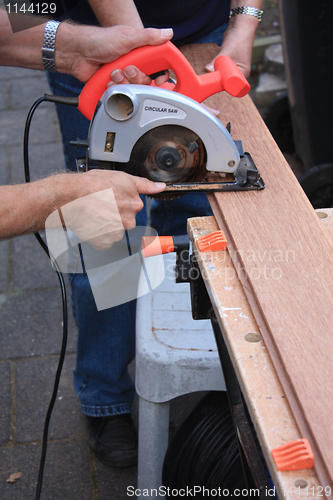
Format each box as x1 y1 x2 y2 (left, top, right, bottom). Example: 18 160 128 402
78 41 250 121
88 85 240 176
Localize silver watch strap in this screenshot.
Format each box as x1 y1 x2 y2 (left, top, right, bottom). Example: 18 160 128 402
229 6 264 22
42 20 60 72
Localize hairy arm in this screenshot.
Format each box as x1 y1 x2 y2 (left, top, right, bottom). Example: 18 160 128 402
109 1 263 84
206 0 264 76
0 171 165 242
88 0 143 28
0 9 172 81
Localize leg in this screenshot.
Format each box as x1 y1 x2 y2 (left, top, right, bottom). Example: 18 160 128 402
47 72 87 172
150 192 213 236
69 272 137 416
48 72 147 465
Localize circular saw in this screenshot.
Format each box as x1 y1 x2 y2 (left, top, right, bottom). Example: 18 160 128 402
74 42 265 197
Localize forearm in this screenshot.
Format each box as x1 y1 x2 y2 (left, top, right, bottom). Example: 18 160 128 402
88 0 143 28
231 0 263 9
229 0 264 36
0 174 80 239
0 19 88 72
0 9 45 68
0 170 166 241
0 8 14 42
209 0 264 76
0 15 172 82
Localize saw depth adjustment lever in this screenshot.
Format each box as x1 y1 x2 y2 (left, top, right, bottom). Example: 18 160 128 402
78 41 250 121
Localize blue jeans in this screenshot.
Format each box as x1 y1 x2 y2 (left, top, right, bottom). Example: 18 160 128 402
47 24 226 416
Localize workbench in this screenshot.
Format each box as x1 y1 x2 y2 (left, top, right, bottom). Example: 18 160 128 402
187 208 333 500
136 209 333 498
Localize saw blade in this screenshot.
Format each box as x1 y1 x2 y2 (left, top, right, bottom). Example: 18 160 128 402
130 125 207 198
105 125 207 199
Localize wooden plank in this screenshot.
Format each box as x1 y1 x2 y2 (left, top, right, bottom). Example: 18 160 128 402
181 43 333 494
188 215 323 500
316 209 333 241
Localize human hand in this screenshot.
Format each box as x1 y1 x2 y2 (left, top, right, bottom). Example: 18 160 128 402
55 24 173 82
109 65 170 87
56 170 165 250
204 15 259 78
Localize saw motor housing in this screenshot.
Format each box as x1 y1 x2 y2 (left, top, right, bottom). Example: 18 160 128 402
85 85 240 182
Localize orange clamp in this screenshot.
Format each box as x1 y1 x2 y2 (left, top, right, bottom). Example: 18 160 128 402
141 236 174 258
271 439 314 471
197 231 227 252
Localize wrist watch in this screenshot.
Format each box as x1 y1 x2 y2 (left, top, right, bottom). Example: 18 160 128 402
42 20 61 72
229 6 264 22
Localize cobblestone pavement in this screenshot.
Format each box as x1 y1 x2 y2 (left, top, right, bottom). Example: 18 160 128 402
0 65 100 500
0 63 207 500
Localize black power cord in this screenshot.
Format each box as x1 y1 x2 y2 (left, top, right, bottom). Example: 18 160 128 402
23 94 78 500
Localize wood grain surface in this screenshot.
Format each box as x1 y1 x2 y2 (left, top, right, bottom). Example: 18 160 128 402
188 215 323 500
181 43 333 493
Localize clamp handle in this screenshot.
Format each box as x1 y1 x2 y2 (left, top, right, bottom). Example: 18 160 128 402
78 41 250 120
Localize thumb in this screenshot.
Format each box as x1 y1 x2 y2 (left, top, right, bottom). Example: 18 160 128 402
122 27 174 54
205 59 215 72
132 176 166 195
142 27 174 46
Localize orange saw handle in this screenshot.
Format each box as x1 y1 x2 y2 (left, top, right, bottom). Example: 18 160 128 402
78 41 250 120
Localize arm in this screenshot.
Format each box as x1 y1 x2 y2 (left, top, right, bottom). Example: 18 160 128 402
205 1 264 77
0 8 13 42
86 0 173 85
108 1 263 85
88 0 143 28
0 9 172 81
0 170 165 246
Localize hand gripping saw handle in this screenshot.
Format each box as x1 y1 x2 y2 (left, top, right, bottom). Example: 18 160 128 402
78 41 250 121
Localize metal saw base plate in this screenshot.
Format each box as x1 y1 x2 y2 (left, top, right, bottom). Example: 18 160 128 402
150 152 265 198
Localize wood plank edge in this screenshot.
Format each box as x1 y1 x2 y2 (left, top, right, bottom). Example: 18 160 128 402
206 197 333 496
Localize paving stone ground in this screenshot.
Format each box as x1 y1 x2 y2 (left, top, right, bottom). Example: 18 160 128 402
0 66 97 500
0 63 206 500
